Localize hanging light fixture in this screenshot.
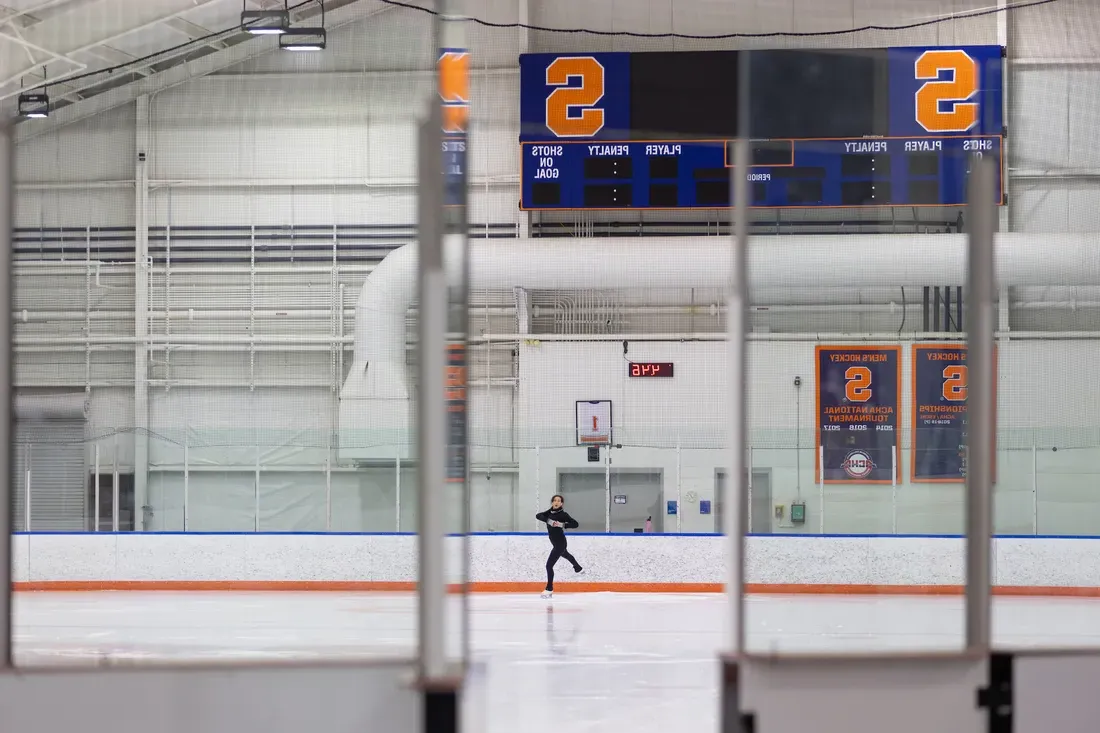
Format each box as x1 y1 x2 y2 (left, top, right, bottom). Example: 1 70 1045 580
279 27 326 51
17 92 49 118
279 1 326 51
17 73 48 118
241 0 290 34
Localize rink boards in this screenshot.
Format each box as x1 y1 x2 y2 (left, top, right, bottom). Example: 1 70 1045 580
10 532 1100 596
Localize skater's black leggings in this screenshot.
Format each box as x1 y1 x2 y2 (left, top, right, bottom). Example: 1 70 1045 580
545 541 580 592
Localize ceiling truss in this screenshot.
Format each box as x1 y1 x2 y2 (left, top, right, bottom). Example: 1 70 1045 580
3 0 385 128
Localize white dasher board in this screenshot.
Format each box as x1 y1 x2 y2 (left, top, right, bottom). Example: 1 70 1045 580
576 400 612 445
737 655 987 733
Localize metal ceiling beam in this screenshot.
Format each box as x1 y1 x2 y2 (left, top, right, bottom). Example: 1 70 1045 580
0 0 225 100
0 0 85 29
0 28 87 82
164 17 229 49
14 0 388 141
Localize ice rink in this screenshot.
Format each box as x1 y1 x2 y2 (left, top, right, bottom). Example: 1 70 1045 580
13 591 1100 732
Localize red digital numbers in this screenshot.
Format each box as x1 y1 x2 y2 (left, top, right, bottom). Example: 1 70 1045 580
628 362 674 377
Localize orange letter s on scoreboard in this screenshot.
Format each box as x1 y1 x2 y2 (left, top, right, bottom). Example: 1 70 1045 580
915 49 979 133
545 56 606 138
844 366 872 403
942 365 968 401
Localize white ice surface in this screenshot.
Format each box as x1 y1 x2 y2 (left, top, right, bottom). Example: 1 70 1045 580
13 591 1100 732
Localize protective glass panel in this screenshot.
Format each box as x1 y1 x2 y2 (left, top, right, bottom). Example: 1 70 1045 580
4 2 478 677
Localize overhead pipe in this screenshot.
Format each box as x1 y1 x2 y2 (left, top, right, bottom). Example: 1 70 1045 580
14 334 354 345
352 234 1100 371
1 303 964 323
473 331 1100 343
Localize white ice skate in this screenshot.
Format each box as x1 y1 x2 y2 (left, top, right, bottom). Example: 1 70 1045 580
573 567 586 577
540 590 553 599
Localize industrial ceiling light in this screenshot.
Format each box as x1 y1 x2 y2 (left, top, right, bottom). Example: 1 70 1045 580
240 1 290 34
279 1 326 51
279 27 326 51
18 92 49 119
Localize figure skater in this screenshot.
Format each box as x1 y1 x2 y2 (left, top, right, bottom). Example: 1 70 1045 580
535 494 584 598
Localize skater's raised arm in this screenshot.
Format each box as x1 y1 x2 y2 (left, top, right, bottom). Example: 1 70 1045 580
560 512 579 529
535 510 549 522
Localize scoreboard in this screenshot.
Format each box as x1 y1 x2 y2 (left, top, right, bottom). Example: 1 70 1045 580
518 47 1005 210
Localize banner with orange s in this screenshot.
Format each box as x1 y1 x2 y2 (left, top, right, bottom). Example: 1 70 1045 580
816 345 901 484
911 344 997 483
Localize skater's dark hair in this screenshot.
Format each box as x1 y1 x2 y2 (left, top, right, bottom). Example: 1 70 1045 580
550 494 564 506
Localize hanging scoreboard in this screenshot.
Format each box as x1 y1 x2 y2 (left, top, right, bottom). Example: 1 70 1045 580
816 345 901 484
519 46 1004 210
911 344 997 483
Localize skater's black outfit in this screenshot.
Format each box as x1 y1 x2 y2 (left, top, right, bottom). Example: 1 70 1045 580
535 507 582 592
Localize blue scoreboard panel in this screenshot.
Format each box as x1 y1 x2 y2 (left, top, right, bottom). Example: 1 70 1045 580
518 47 1005 210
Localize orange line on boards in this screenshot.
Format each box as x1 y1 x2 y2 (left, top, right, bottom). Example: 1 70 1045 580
11 581 1100 597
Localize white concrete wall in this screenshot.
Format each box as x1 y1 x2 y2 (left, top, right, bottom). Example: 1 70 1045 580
516 339 1100 535
11 533 1100 592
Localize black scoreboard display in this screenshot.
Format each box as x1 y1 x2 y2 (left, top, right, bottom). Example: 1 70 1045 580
518 47 1004 210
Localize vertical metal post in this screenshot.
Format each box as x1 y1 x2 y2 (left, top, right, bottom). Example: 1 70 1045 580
675 440 682 534
726 49 750 657
891 444 898 534
534 445 540 530
254 447 260 532
24 444 31 532
395 455 401 532
817 445 825 534
439 0 472 677
134 95 150 530
112 434 118 530
249 225 256 392
338 283 346 396
604 443 611 533
93 443 101 531
85 231 92 393
183 435 189 531
417 102 448 682
1031 445 1038 535
965 156 996 652
325 459 332 532
112 468 119 532
0 120 15 669
747 447 753 535
996 0 1011 233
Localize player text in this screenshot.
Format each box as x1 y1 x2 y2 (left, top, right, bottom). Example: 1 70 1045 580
645 144 682 155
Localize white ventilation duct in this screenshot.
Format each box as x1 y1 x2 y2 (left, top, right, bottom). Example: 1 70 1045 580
338 233 1100 460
